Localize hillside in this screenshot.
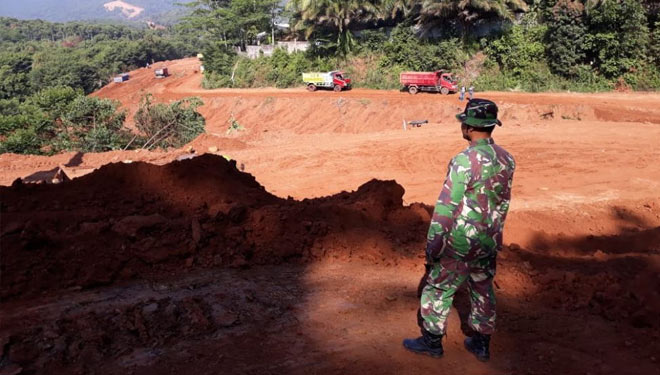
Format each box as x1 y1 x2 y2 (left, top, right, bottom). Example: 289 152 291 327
0 0 186 23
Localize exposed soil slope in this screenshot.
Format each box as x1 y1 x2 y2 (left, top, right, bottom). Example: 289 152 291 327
103 1 144 18
1 155 659 375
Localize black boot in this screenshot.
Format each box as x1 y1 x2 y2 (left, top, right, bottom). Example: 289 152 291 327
403 329 444 358
464 332 491 362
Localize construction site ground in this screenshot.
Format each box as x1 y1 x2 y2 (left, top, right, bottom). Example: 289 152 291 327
1 58 659 375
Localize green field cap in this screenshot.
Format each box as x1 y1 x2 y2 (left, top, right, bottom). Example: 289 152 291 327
456 98 502 127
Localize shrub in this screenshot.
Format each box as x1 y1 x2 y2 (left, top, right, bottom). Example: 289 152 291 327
474 60 612 92
0 86 138 155
622 65 660 91
200 42 237 87
343 55 403 89
265 49 315 88
134 94 205 150
0 127 41 154
586 0 650 78
484 24 546 75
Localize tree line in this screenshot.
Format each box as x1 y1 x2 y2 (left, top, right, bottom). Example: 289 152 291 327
0 17 206 155
186 0 659 91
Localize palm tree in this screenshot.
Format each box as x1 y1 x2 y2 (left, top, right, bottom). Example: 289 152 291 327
289 0 378 55
378 0 422 21
421 0 527 39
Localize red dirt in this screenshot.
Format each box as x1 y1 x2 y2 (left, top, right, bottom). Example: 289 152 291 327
1 155 426 301
1 58 660 375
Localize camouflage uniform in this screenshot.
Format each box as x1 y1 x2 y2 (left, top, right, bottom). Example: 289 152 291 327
420 138 515 336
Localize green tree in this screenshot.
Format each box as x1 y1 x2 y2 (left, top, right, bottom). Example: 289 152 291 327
19 86 82 148
381 25 467 71
420 0 528 40
484 24 546 75
377 0 422 22
182 0 280 50
650 21 660 68
0 86 131 154
0 17 191 100
29 48 101 94
586 0 650 78
201 41 237 81
545 0 588 77
0 52 33 100
289 0 378 55
57 96 129 152
30 85 80 120
356 29 389 52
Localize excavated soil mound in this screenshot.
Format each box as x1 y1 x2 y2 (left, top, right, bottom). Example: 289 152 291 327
1 155 660 375
0 154 429 301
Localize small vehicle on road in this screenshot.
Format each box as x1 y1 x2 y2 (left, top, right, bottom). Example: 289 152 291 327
302 71 352 92
400 70 458 95
155 67 169 78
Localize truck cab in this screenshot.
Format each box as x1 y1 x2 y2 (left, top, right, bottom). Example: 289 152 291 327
332 72 351 91
438 72 458 93
303 71 352 92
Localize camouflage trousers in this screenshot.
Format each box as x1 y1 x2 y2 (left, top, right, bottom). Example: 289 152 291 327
418 255 496 336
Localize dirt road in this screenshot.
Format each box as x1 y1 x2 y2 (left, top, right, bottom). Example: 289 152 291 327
1 58 659 375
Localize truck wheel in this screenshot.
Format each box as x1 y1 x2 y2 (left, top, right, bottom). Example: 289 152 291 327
408 86 418 95
440 87 449 95
333 85 342 92
307 84 317 92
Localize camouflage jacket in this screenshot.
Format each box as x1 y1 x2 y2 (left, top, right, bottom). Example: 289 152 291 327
426 138 515 261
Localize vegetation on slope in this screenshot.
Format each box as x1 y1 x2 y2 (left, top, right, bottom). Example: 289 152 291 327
187 0 659 92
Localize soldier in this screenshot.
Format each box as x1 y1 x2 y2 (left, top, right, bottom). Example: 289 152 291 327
403 98 515 362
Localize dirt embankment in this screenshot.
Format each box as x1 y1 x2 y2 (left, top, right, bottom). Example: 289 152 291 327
0 154 429 301
93 57 660 137
1 155 659 375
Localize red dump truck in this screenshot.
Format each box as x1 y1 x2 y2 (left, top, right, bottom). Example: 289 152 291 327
400 71 458 95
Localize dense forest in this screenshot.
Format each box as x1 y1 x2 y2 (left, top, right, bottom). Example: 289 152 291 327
0 17 204 154
1 0 659 155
